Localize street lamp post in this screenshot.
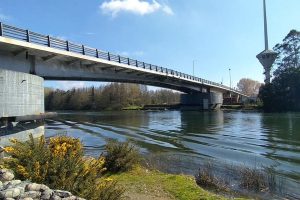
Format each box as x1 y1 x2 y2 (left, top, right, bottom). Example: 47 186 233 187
229 68 232 104
192 60 198 77
229 68 232 91
192 60 195 77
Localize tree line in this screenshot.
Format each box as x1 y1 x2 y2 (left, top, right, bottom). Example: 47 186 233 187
45 83 180 111
259 30 300 111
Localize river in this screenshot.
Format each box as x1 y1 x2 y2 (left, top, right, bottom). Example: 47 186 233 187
45 110 300 197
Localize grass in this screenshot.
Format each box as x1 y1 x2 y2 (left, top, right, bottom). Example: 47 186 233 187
111 165 247 200
221 104 262 110
122 106 142 110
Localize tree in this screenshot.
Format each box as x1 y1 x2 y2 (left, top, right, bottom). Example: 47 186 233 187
273 30 300 77
259 30 300 111
44 83 180 111
237 78 262 97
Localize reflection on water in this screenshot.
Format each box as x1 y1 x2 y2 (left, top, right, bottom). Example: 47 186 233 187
45 110 300 190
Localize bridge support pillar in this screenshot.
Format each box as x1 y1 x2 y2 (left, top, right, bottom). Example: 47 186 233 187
180 91 223 110
0 69 45 146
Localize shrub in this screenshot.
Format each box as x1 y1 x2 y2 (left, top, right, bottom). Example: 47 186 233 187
195 162 220 189
195 162 229 192
239 166 267 192
104 139 140 173
2 135 124 200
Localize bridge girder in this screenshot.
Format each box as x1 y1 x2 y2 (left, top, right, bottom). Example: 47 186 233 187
0 32 246 97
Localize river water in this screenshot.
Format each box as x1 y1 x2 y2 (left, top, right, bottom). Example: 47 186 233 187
45 110 300 196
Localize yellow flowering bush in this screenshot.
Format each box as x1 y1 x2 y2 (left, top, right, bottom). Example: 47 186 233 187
2 134 124 200
49 136 82 157
2 136 49 182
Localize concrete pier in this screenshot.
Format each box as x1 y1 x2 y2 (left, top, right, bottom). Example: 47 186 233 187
0 69 45 146
0 69 44 118
180 91 223 110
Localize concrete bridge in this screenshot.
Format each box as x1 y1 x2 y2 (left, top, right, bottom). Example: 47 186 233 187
0 22 246 112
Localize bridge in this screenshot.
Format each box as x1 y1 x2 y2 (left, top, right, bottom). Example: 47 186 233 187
0 22 246 114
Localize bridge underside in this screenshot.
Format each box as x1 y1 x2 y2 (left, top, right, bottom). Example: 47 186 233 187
0 43 218 94
0 36 239 110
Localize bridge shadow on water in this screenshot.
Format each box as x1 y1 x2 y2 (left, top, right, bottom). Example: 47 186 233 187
0 121 44 146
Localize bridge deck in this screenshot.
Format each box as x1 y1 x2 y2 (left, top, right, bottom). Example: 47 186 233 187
0 22 245 96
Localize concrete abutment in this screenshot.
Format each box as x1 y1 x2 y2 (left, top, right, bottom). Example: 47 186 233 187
180 91 223 110
0 69 45 146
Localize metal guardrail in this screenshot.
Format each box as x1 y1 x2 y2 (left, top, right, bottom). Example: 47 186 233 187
0 22 241 93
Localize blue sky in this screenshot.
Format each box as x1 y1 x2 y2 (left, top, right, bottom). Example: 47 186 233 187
0 0 299 90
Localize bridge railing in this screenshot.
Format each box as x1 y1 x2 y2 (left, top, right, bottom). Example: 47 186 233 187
0 22 241 94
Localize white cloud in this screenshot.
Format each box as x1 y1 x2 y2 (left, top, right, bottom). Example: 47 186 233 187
119 50 144 57
84 32 96 36
58 81 86 90
0 13 10 21
100 0 173 17
162 5 173 15
56 36 67 41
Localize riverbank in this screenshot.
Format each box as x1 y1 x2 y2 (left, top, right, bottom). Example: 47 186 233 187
123 104 262 111
0 169 84 199
0 166 247 200
111 166 246 200
221 104 262 110
0 135 249 200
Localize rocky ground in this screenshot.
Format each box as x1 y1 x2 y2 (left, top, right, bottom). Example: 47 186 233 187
0 169 85 200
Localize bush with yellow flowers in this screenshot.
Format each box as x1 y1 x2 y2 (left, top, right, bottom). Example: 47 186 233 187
1 135 124 200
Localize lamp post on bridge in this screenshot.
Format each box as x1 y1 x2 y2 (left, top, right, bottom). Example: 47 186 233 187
229 68 232 90
229 68 232 104
192 60 198 77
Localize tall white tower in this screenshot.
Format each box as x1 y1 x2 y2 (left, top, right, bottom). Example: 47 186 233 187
256 0 277 84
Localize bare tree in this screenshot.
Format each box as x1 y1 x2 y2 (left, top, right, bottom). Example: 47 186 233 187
237 78 262 97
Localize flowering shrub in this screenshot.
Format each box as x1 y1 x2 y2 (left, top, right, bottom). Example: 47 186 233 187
3 136 50 183
2 135 124 200
49 136 82 157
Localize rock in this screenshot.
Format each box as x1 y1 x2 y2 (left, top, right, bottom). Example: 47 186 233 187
54 190 72 198
50 194 62 200
76 197 86 200
63 196 77 200
0 169 84 200
25 183 50 191
0 169 14 182
9 179 22 185
0 187 21 198
20 191 42 199
3 179 22 189
41 189 53 199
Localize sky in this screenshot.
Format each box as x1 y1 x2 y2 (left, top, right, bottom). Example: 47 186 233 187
0 0 299 90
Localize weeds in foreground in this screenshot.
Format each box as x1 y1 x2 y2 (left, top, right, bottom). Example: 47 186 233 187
239 166 267 192
2 135 124 200
195 162 229 192
194 160 285 198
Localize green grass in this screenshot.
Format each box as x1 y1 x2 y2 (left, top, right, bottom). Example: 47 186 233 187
122 106 142 110
221 104 262 110
111 166 247 200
